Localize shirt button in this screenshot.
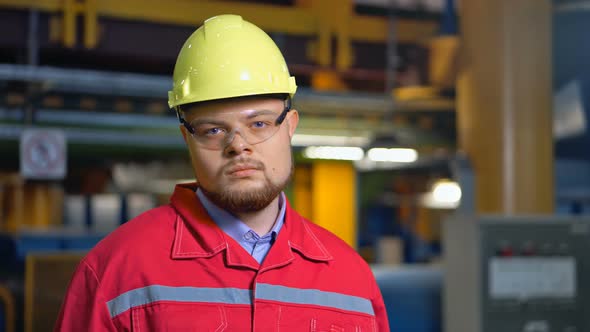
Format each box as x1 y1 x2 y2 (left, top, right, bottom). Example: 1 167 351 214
244 232 253 240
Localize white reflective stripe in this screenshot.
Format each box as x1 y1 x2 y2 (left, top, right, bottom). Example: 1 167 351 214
255 283 375 316
106 285 252 318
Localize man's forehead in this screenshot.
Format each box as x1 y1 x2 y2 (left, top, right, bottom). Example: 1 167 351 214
183 97 284 116
190 110 279 124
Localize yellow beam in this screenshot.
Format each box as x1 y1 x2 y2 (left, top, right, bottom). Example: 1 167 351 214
351 15 439 43
395 19 439 44
0 0 60 12
0 0 438 44
96 0 317 35
0 0 439 65
350 15 388 42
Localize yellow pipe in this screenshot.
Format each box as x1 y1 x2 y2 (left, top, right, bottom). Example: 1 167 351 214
293 165 313 220
312 2 332 67
311 161 357 248
319 28 331 69
0 285 15 332
62 0 76 48
332 0 353 70
84 0 98 48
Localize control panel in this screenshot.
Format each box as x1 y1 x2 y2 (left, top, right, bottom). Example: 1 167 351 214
444 215 590 332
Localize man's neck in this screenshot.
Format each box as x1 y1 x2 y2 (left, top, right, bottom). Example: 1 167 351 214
234 195 281 235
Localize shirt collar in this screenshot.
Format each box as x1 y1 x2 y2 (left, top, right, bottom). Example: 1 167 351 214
195 188 285 244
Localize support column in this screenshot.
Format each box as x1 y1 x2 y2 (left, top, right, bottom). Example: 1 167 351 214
457 0 554 214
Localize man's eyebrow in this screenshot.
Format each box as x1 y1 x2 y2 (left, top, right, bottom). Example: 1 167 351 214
245 109 278 119
189 118 229 127
190 110 278 126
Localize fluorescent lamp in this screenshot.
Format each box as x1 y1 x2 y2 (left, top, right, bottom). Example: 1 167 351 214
303 146 365 161
292 134 369 147
367 148 418 163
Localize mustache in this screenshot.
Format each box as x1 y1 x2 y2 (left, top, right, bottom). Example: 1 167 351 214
223 158 265 173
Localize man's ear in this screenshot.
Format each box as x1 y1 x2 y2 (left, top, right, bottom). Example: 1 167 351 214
286 109 299 138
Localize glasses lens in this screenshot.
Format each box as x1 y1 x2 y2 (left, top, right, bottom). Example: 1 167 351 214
190 111 284 150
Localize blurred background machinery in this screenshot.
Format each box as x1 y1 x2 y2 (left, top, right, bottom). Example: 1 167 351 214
0 0 589 331
24 253 82 332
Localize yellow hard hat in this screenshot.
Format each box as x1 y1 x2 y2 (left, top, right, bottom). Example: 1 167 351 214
168 14 297 109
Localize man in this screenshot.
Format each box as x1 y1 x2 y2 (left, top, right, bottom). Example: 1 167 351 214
56 14 389 331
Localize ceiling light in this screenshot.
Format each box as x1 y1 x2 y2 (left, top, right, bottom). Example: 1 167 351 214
419 180 461 209
303 146 365 161
432 180 462 204
367 148 418 163
292 134 369 147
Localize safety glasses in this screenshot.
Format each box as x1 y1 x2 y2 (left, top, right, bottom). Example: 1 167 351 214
178 98 291 150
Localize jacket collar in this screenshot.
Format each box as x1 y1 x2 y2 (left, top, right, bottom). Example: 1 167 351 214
169 182 227 259
169 183 333 266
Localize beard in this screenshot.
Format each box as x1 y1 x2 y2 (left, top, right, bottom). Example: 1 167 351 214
200 155 294 214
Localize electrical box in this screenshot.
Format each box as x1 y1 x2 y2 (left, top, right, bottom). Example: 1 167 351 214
443 215 590 332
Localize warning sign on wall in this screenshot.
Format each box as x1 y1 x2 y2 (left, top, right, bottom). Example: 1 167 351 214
20 129 67 180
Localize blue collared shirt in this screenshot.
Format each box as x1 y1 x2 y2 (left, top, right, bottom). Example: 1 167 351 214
196 189 286 264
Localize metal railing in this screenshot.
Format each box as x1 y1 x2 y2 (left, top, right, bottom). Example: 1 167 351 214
0 0 437 71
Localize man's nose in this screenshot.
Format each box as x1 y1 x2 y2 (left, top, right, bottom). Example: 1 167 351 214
223 129 252 155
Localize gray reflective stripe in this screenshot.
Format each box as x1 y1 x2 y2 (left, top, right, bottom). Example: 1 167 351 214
256 283 374 316
106 285 252 317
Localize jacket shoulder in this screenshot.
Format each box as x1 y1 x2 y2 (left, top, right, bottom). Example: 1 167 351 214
83 205 178 272
299 217 368 265
295 216 378 294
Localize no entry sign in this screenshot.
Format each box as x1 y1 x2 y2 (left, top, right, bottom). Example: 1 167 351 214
20 129 67 180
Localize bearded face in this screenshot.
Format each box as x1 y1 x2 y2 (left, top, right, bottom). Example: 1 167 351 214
200 154 294 213
180 97 299 214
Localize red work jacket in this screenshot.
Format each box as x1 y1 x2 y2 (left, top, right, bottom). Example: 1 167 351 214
55 183 390 331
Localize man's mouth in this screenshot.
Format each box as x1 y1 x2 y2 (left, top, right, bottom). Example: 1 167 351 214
225 161 263 177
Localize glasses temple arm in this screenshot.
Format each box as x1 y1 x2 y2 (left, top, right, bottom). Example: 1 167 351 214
175 108 195 134
275 97 292 125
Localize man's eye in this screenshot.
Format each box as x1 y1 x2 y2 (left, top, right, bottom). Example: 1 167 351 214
209 128 223 135
199 127 224 136
252 121 268 128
